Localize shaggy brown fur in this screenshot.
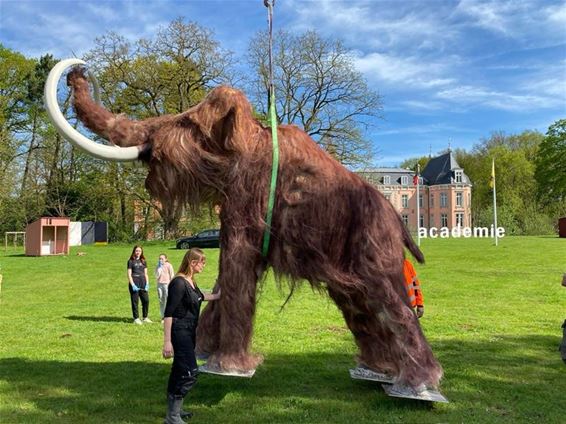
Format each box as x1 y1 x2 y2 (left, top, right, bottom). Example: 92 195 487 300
67 67 443 388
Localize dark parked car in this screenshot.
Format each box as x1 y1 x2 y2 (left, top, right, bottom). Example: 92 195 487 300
176 229 220 249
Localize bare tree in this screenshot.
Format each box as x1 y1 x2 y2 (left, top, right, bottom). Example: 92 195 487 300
247 30 381 166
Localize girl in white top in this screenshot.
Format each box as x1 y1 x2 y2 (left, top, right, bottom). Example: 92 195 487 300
155 254 175 322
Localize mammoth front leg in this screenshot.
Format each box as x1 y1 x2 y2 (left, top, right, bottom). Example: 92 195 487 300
198 243 264 372
195 281 221 358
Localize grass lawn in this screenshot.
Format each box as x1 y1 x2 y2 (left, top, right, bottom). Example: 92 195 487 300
0 236 565 423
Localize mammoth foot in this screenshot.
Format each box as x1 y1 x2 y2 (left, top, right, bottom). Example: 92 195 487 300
357 350 443 390
199 351 263 377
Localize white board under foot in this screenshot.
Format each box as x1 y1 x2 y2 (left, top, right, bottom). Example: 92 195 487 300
349 366 395 384
382 383 449 403
198 364 256 378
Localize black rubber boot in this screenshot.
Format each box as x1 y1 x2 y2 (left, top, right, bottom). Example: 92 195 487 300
164 394 187 424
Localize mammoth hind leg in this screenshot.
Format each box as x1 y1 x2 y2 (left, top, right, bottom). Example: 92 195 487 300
327 277 443 389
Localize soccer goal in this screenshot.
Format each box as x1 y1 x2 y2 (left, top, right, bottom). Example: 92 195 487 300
4 231 26 251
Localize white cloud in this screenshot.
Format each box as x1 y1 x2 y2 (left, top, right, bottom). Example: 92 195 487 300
353 52 456 89
455 0 518 36
375 122 474 136
436 84 562 111
1 1 176 58
455 0 566 43
84 3 118 22
545 2 566 25
286 0 458 52
521 74 566 99
397 100 447 112
285 0 565 116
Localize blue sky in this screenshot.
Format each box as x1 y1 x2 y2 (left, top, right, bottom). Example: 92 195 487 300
1 0 565 166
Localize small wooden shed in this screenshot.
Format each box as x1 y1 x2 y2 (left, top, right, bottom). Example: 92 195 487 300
559 217 566 238
25 217 70 256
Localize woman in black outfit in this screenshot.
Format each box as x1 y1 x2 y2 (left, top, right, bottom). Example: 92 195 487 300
162 248 220 424
127 245 151 324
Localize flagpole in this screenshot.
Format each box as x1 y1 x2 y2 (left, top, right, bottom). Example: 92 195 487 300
492 159 498 246
416 162 420 246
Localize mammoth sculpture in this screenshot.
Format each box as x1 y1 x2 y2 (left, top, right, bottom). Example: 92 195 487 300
45 59 443 392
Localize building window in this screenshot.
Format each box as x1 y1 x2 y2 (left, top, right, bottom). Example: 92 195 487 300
430 214 434 226
402 214 409 226
401 194 409 208
419 194 423 208
440 192 448 208
441 213 448 227
456 192 463 207
455 170 463 183
430 194 434 207
419 215 424 228
383 175 391 185
455 212 464 227
401 175 409 185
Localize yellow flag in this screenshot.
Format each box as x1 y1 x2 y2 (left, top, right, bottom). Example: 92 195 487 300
489 159 495 189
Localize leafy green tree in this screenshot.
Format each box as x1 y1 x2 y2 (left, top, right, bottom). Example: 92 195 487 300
0 45 34 185
0 46 36 234
399 156 430 172
80 19 235 239
459 130 552 234
0 44 35 133
535 119 566 205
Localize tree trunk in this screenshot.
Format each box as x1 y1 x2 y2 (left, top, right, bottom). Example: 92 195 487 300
161 203 182 240
20 112 38 195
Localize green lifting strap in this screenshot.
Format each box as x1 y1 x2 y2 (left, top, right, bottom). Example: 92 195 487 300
262 88 279 257
262 0 279 258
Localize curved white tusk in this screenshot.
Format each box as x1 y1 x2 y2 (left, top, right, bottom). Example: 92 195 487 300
44 58 146 162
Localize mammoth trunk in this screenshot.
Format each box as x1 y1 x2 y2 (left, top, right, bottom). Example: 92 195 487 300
67 67 148 148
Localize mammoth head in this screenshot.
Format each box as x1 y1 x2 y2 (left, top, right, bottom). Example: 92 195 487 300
44 58 262 207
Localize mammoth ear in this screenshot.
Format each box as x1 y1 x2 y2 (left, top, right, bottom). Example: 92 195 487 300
183 86 255 153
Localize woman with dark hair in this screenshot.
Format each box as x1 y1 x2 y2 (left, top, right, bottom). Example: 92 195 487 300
162 248 220 423
127 245 151 325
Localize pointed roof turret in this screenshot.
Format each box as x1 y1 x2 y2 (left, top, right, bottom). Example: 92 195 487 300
421 151 471 185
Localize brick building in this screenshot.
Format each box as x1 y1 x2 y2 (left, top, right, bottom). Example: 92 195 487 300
358 151 472 231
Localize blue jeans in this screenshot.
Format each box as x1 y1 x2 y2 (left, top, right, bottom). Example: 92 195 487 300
157 283 169 319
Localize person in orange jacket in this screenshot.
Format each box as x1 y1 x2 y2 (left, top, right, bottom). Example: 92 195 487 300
403 258 424 318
